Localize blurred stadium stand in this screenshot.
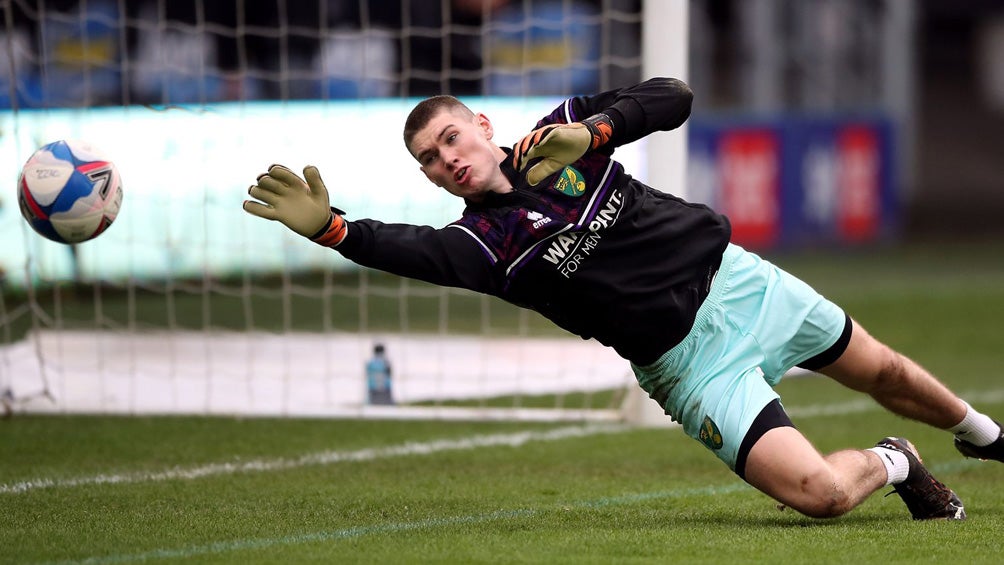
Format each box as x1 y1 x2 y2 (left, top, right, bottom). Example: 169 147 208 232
1 0 1002 237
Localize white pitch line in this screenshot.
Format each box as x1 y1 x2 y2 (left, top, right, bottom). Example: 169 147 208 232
6 387 1004 496
784 388 1004 419
0 423 630 495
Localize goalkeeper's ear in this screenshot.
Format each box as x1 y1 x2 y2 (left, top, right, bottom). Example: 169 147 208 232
476 112 495 140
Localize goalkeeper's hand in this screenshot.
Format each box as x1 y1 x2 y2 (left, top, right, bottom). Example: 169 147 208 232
243 164 348 247
511 113 613 186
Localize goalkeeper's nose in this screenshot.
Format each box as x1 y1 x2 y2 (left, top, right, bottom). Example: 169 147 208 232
440 148 461 168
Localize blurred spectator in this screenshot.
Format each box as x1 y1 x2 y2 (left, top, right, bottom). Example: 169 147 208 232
315 1 399 99
400 0 496 96
1 0 622 107
205 0 321 101
126 1 230 104
34 0 122 107
483 0 602 96
207 0 400 100
0 19 34 108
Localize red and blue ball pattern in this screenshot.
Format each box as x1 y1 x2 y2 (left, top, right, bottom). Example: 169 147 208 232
17 139 123 244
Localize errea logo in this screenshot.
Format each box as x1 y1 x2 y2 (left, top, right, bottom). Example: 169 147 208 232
526 210 552 229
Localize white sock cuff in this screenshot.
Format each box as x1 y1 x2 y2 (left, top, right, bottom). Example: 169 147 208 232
867 446 910 485
949 401 1001 447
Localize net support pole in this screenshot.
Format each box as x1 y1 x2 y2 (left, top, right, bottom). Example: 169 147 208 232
622 0 689 427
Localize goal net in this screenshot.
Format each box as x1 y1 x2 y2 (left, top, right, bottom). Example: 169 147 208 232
0 0 681 421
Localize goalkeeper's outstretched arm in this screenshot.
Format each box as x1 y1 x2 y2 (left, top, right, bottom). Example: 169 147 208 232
243 164 348 246
243 164 497 293
512 77 693 185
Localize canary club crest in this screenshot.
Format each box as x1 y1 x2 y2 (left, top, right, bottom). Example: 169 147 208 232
699 416 723 450
554 166 586 197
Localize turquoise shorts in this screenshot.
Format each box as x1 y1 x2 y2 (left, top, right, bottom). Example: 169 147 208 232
631 243 846 471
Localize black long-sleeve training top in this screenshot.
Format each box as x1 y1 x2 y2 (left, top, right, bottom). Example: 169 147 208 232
333 78 732 366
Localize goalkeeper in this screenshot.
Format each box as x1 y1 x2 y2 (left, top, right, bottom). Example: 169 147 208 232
244 77 1002 521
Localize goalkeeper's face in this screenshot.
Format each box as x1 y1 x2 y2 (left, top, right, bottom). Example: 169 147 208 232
412 108 511 201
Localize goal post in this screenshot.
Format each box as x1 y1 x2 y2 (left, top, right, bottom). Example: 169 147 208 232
623 0 690 427
0 0 686 424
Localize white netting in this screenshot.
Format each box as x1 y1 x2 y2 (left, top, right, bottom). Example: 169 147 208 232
0 0 648 419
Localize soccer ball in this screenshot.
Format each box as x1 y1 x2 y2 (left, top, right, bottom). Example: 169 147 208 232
17 139 123 244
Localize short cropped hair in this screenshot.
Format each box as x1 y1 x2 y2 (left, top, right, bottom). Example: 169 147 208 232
403 95 474 155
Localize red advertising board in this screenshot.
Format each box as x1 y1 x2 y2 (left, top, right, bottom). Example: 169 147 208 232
837 126 881 242
719 130 781 248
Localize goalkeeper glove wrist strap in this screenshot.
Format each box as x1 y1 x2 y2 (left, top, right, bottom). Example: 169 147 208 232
309 207 347 247
581 113 614 150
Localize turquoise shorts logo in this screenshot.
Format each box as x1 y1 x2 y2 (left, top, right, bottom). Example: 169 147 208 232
699 416 723 450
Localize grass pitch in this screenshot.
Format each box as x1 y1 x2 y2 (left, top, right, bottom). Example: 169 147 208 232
2 239 1004 564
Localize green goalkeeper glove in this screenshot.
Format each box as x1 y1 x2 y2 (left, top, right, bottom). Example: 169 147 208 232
243 164 348 247
511 113 613 186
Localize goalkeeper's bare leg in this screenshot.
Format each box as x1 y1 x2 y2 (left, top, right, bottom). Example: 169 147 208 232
744 318 994 519
744 426 966 520
820 319 1002 458
743 427 888 518
819 319 967 427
